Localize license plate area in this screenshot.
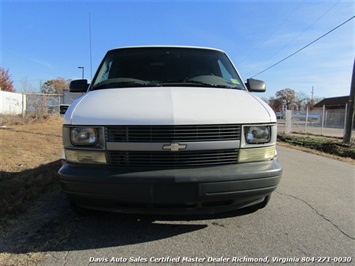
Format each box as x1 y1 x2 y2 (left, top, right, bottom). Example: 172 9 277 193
153 183 198 203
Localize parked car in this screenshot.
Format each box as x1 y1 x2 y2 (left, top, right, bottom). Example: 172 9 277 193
58 46 282 215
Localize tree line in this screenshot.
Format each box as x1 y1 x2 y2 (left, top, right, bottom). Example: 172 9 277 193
0 67 70 94
264 88 323 112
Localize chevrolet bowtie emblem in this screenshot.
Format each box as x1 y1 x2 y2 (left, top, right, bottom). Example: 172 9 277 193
162 142 187 152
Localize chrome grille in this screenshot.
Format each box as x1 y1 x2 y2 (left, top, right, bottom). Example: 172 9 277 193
108 149 238 167
106 125 241 142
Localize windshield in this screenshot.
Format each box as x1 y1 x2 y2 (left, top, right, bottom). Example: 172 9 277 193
91 47 245 90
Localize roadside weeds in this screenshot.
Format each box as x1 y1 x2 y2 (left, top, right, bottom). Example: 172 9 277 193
277 133 355 164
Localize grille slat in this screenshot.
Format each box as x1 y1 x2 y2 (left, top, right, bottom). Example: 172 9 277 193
108 150 238 167
106 125 241 142
105 125 240 167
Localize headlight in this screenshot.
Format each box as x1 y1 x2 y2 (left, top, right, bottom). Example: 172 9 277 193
71 127 98 145
244 125 271 144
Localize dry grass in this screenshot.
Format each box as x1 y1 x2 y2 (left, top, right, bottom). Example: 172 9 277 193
0 115 63 222
0 113 53 127
0 114 62 172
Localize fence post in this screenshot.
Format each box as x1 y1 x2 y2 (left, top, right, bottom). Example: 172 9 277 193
58 94 61 113
305 106 309 133
21 93 25 118
321 105 325 135
285 110 292 134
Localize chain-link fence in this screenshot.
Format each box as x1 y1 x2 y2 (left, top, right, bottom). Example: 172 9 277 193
0 91 63 117
0 91 86 117
25 93 62 115
278 107 354 138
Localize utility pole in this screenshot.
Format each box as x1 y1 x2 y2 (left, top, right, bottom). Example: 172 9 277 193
78 66 84 79
89 12 93 80
343 58 355 143
310 86 314 110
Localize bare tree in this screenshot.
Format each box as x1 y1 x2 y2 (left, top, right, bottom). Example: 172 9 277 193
295 91 309 111
19 78 34 93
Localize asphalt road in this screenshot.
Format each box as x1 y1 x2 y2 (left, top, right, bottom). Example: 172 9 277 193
1 146 354 266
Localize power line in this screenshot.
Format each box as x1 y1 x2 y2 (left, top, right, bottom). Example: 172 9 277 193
248 0 341 76
252 16 355 78
237 0 304 65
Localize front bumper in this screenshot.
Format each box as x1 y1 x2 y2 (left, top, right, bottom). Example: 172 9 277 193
58 159 282 214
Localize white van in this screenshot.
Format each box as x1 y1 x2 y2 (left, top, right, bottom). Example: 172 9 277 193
59 46 282 214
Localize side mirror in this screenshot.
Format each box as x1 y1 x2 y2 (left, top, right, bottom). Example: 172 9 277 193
70 79 89 92
245 78 266 92
59 104 70 114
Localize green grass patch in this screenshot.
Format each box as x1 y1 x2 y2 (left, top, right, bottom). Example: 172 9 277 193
277 133 355 159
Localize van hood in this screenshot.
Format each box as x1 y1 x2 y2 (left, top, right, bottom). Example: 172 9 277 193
64 87 275 125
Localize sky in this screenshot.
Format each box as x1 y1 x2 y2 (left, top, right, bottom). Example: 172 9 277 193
1 0 354 100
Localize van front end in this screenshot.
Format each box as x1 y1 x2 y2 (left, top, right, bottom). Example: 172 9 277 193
59 46 282 215
59 116 282 214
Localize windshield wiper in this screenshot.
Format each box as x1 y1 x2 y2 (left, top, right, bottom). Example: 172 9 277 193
158 76 243 89
184 80 230 88
154 79 221 87
181 80 242 89
92 78 161 90
187 75 244 90
93 81 148 90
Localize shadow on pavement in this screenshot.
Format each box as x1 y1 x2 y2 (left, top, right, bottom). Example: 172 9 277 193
0 192 256 254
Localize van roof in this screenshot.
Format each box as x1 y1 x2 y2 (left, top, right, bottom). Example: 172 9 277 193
107 45 225 53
